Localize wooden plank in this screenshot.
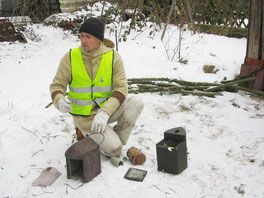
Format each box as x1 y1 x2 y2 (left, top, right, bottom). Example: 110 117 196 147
247 0 262 59
240 64 250 77
253 69 264 91
239 64 250 87
247 65 259 89
239 64 264 90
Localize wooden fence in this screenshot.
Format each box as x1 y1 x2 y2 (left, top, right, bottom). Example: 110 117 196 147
191 0 249 28
188 0 249 37
1 0 61 21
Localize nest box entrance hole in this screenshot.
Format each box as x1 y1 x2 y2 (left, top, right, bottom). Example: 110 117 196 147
67 159 84 180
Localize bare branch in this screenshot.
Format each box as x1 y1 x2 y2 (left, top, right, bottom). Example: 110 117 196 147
31 149 44 158
0 128 9 135
21 126 43 144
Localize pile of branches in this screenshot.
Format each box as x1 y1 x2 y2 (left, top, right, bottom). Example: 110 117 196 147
128 77 264 97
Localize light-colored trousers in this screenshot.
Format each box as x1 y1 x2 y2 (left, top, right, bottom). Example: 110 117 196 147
80 96 144 157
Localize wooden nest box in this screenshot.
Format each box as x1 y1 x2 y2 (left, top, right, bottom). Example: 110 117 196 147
65 137 101 183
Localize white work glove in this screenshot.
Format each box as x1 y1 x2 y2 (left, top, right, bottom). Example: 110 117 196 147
58 97 72 113
91 110 110 133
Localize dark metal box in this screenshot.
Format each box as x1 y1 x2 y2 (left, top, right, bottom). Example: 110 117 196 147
156 127 188 174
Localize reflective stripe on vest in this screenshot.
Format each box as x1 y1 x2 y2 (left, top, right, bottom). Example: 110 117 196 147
69 86 112 93
68 47 114 116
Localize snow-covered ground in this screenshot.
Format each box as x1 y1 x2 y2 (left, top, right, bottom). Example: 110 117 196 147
0 3 264 198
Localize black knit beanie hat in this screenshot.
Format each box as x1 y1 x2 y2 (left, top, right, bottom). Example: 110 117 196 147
79 17 104 41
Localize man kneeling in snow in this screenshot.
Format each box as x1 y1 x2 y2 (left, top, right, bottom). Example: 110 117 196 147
50 17 144 166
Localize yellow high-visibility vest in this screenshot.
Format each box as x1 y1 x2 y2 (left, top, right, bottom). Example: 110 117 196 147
68 47 114 116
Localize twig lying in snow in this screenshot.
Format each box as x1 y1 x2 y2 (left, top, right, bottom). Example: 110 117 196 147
64 183 83 194
21 126 39 138
45 102 53 108
41 134 67 141
168 188 181 197
21 126 43 144
19 170 31 178
0 128 8 135
152 185 170 194
65 182 84 190
26 184 52 198
31 149 44 158
31 190 53 197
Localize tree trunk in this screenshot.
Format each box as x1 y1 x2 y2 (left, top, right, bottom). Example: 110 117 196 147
161 0 176 41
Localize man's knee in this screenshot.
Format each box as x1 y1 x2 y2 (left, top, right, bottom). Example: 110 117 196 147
110 144 122 157
100 126 123 157
128 96 144 111
102 144 122 157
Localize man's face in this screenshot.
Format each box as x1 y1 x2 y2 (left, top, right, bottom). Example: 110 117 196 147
80 32 101 52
